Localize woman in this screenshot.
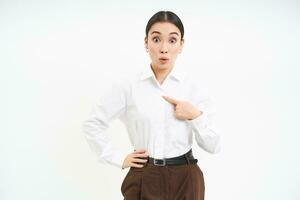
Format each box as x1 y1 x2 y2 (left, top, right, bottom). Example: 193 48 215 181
83 10 221 200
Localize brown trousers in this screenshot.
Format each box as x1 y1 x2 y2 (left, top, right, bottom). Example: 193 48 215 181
121 161 205 200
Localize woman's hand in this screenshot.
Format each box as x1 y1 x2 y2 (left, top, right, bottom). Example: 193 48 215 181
162 95 202 120
122 149 149 169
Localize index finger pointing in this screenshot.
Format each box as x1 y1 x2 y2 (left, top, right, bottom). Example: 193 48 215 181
162 95 179 105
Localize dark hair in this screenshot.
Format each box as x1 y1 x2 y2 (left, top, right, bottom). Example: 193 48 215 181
145 11 184 40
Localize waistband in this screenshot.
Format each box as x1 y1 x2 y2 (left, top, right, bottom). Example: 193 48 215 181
146 149 198 166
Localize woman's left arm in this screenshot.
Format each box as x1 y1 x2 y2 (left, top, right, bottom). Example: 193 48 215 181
186 87 221 154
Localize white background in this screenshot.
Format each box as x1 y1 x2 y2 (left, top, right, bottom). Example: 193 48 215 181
1 0 299 199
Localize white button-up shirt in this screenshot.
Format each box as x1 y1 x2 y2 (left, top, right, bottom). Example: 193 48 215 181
82 65 221 169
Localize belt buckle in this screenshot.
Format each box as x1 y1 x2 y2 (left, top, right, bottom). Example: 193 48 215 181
153 158 166 166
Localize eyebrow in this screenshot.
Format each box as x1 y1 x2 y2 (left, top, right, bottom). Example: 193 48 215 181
150 31 179 36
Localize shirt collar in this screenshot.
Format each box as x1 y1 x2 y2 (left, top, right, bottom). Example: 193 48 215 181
139 64 184 82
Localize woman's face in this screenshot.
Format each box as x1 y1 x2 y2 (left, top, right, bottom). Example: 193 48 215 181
144 22 184 71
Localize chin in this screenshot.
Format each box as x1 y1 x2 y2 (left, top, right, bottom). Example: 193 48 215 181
151 61 173 71
156 63 171 70
158 67 169 72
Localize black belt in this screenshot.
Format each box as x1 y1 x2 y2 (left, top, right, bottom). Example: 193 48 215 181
147 149 198 166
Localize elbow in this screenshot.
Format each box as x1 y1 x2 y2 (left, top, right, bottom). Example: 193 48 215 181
208 135 221 154
82 119 95 138
209 143 221 154
196 133 221 154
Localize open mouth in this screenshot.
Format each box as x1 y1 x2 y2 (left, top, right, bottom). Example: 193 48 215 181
159 58 169 63
159 58 169 62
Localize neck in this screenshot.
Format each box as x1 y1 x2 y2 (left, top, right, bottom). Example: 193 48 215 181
150 63 174 85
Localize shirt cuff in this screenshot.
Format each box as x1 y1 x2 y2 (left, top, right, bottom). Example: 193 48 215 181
105 149 128 170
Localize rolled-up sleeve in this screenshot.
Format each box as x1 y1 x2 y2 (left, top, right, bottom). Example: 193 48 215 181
82 80 128 169
186 86 221 154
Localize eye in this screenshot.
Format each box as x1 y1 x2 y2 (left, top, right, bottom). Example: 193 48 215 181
152 36 160 43
170 38 177 43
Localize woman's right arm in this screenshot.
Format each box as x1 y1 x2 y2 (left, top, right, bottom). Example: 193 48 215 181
82 80 149 169
82 80 129 169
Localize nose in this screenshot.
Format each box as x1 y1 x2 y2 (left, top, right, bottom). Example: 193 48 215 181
160 42 168 54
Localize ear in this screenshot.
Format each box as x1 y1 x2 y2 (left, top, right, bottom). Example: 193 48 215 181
144 36 148 49
179 38 184 52
180 38 184 47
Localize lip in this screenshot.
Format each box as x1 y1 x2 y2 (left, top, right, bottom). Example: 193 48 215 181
159 58 169 64
159 57 169 60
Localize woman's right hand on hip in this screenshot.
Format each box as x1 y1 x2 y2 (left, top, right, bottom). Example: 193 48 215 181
122 149 149 169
